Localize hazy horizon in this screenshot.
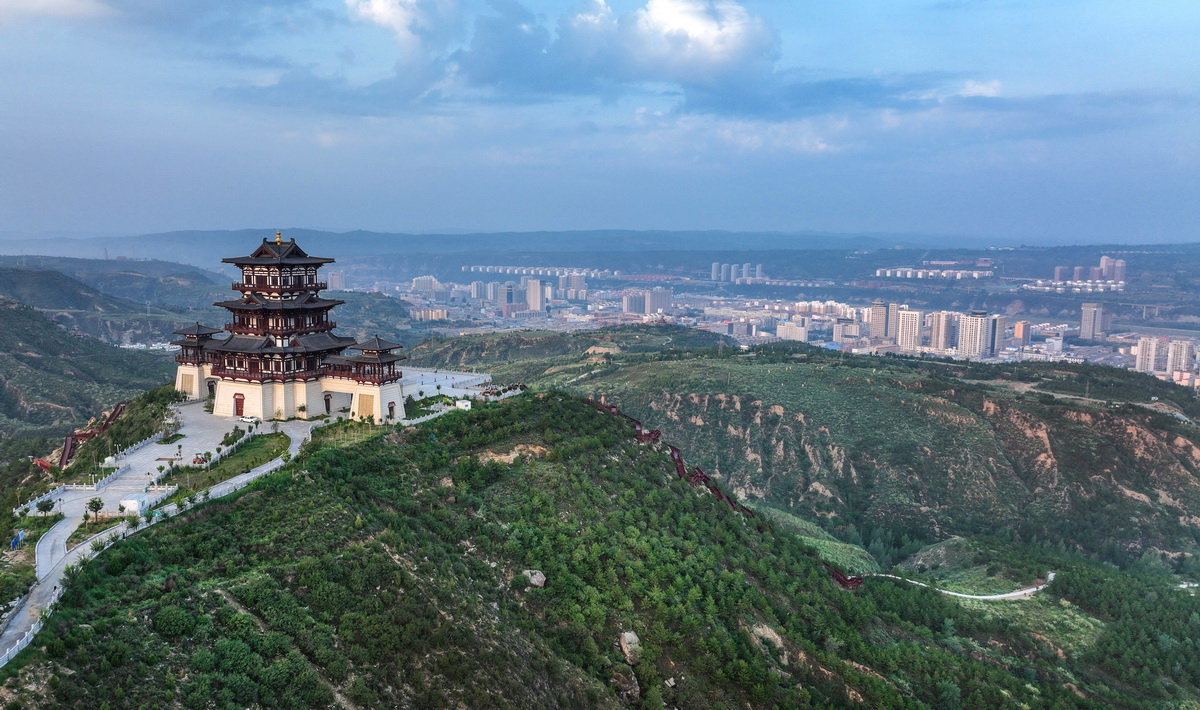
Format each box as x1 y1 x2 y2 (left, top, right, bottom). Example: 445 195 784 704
2 1 1198 243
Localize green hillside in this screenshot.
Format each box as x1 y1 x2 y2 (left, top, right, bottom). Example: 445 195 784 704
405 324 731 383
0 268 195 344
13 395 1200 708
573 355 1200 567
395 327 1200 568
0 296 173 437
0 255 227 309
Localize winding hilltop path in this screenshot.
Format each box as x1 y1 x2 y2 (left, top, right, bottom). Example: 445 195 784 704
869 572 1056 600
0 403 316 665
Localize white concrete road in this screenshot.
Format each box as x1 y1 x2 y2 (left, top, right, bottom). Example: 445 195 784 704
869 572 1057 600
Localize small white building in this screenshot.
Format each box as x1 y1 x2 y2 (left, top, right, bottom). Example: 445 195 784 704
120 495 149 515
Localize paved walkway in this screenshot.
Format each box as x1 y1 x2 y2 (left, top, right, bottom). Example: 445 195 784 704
870 572 1056 600
0 404 316 662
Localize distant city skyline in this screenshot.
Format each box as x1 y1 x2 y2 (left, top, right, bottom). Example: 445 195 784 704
2 2 1198 242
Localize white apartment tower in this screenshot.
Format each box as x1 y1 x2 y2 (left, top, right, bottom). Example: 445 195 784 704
644 288 672 314
1136 337 1160 373
1166 340 1194 375
930 311 956 352
1080 302 1107 340
885 302 900 340
958 311 1002 359
896 309 924 350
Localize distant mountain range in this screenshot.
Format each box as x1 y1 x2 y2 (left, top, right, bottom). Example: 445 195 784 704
0 228 986 269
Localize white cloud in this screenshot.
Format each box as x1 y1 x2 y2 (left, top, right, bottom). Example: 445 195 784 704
624 0 777 83
958 79 1001 97
556 0 777 86
344 0 458 56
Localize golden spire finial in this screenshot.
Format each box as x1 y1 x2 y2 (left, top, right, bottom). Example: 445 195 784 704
275 230 283 245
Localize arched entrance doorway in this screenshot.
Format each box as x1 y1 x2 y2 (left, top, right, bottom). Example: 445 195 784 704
233 393 245 417
324 393 332 414
207 380 217 397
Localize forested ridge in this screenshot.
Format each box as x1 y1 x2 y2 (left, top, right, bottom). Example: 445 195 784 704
2 394 1199 707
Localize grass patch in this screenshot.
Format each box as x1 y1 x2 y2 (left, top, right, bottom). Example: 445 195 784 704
955 593 1106 657
756 507 881 572
311 420 388 449
158 433 185 444
156 433 289 507
66 517 123 550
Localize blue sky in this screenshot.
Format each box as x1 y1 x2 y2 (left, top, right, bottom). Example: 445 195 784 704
1 0 1197 242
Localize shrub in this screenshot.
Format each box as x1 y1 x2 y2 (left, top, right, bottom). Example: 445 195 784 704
153 605 195 638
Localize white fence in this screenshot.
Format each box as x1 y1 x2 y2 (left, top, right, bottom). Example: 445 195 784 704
13 463 135 514
400 412 447 426
0 587 61 667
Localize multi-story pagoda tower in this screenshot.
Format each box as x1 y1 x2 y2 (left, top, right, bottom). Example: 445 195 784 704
173 232 406 421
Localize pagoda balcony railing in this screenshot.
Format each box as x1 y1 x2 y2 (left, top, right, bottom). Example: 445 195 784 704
322 366 402 385
234 281 327 293
224 322 337 336
208 366 322 382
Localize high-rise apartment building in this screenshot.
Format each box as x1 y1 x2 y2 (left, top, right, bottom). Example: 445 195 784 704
958 311 993 359
720 263 730 281
1073 266 1085 281
411 275 439 291
645 288 672 314
1112 259 1127 281
622 293 645 314
896 309 923 350
711 262 721 281
832 318 859 343
988 315 1006 355
1136 337 1160 373
754 264 763 279
885 302 900 340
1053 265 1070 281
868 300 888 339
777 322 808 342
1080 302 1106 340
930 311 956 351
1012 320 1032 346
1166 340 1194 375
526 279 546 312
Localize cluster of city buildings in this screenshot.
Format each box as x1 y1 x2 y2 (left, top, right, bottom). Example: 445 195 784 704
1023 255 1127 293
874 267 994 280
762 300 1015 359
318 250 1199 388
710 262 765 283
